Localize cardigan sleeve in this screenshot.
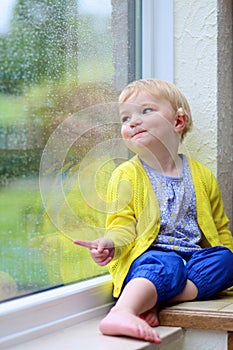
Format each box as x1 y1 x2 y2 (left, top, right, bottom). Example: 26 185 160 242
208 171 233 251
105 167 137 260
190 157 233 252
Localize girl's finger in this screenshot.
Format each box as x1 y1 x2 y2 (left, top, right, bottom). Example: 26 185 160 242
73 240 97 249
97 256 113 266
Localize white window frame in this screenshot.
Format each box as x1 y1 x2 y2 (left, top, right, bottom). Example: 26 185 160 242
142 0 174 82
0 1 174 347
0 275 113 348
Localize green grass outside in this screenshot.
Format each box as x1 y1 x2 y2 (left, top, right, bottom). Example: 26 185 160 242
0 57 114 127
0 94 27 125
78 57 114 83
0 177 108 300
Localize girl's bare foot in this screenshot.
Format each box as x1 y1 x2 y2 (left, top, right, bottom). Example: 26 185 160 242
139 307 159 327
99 307 161 343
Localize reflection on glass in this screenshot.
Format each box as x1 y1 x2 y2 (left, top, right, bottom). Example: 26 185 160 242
0 0 132 302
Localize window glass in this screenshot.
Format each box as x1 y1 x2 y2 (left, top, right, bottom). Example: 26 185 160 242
0 0 140 302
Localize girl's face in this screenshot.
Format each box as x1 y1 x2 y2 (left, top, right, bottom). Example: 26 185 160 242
119 91 183 153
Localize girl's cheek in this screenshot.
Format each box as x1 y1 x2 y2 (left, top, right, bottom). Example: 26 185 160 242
121 125 129 139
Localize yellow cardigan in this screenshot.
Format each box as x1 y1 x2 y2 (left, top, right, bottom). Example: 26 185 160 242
105 155 233 298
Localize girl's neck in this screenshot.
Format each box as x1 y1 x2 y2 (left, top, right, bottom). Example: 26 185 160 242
139 152 183 177
137 134 183 177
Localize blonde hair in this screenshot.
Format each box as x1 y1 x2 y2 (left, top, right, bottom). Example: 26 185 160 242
119 79 193 141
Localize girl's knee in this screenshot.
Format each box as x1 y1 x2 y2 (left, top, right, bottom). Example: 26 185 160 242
218 247 233 268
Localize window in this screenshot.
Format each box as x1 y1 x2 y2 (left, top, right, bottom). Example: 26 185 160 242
0 1 174 346
142 0 173 81
0 0 141 302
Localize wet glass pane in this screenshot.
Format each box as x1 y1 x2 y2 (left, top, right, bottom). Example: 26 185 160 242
0 0 137 301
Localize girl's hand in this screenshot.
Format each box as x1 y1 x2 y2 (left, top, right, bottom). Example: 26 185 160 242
74 238 115 266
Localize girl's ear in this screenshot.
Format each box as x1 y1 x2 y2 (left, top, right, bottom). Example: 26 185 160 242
174 108 187 131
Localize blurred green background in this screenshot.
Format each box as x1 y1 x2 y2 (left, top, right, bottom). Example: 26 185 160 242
0 0 120 301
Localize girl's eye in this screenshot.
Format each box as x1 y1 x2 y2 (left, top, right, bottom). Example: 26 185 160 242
121 115 131 124
143 107 153 114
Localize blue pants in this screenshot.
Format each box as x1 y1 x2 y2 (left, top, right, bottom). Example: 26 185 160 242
124 246 233 303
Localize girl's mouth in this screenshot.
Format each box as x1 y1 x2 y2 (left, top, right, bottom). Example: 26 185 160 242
132 129 147 138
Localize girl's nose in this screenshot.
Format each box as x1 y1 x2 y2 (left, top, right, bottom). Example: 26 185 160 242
129 113 142 127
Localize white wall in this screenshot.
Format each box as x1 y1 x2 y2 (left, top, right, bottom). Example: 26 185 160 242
174 0 218 172
160 329 227 350
174 0 233 225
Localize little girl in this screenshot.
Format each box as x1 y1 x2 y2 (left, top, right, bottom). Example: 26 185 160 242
75 79 233 343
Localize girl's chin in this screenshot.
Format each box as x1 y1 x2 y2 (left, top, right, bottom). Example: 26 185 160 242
125 139 148 153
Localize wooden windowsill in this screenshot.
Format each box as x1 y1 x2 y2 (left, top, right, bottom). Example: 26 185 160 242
159 293 233 332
